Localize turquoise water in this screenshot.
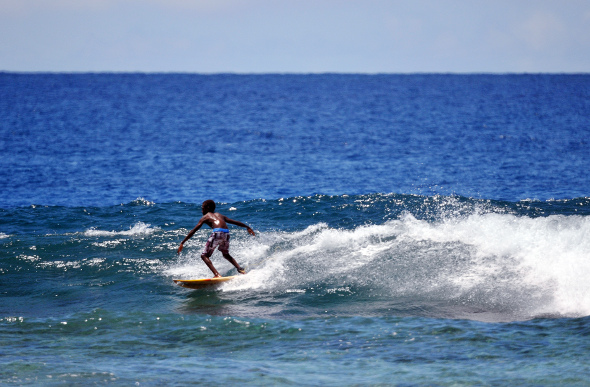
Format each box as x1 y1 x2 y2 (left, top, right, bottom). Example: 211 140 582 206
3 311 589 385
1 74 590 385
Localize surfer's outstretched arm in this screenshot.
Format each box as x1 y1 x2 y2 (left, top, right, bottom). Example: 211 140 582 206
177 218 206 254
224 216 256 236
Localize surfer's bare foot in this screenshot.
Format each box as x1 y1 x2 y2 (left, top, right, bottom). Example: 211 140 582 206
213 274 222 278
238 268 246 275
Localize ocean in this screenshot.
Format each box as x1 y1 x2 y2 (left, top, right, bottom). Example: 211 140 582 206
1 73 589 385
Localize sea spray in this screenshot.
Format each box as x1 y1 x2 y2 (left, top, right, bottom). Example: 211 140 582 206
3 194 589 322
199 208 590 321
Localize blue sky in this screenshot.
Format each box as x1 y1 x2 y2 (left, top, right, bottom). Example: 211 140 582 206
1 0 589 73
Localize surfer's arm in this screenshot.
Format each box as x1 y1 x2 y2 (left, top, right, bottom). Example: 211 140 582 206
224 216 256 236
177 219 205 254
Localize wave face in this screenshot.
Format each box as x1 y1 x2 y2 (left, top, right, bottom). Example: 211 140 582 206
167 195 590 322
224 214 590 321
3 194 588 323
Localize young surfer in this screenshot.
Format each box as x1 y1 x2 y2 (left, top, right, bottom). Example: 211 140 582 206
177 200 255 278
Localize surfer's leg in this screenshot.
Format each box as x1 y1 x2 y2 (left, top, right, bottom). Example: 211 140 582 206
201 233 222 277
201 253 221 278
222 252 246 274
219 234 245 274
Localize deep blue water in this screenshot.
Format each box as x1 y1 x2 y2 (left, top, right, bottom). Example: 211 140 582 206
1 73 589 206
1 73 590 385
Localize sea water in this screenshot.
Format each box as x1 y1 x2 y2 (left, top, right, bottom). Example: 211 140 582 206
1 74 589 385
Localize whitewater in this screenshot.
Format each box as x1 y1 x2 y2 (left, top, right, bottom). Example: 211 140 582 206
166 199 590 322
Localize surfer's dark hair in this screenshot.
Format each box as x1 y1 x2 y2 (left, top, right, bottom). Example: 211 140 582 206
202 200 216 213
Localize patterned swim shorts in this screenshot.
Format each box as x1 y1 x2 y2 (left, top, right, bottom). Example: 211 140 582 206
202 231 230 256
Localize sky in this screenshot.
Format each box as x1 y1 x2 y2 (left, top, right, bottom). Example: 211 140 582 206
1 0 589 73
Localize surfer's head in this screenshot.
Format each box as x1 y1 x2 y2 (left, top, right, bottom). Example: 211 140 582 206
202 200 216 215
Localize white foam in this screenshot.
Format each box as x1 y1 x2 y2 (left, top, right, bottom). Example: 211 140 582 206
382 213 590 317
226 213 590 318
38 260 82 269
18 254 41 262
84 222 159 237
163 212 590 318
91 239 125 248
405 213 590 316
84 258 106 266
130 197 155 206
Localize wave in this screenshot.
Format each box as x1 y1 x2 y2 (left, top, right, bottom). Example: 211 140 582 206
83 222 160 237
182 210 590 321
4 193 589 322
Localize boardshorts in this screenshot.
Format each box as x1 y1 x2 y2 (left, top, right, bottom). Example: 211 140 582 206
202 229 230 257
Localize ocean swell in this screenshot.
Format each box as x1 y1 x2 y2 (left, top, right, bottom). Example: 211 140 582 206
206 211 590 321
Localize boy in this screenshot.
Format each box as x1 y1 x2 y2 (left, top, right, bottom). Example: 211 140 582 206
177 200 255 278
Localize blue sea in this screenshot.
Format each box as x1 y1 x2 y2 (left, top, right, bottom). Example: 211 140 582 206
1 73 589 385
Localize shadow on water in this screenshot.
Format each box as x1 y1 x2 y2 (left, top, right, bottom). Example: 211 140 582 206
173 283 540 322
176 287 292 318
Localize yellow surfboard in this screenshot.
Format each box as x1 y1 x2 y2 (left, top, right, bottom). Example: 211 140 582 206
173 275 238 289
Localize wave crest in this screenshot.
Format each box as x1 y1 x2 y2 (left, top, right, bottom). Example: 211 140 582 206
224 212 590 321
84 222 160 237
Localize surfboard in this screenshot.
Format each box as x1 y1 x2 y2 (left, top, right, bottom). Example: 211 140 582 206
173 275 238 289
